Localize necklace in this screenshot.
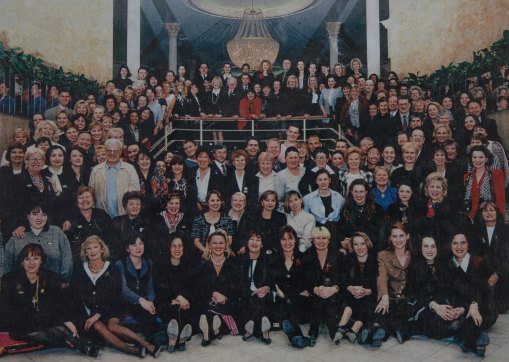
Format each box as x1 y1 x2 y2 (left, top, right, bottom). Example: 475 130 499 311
211 91 220 104
89 262 105 273
32 276 40 311
212 257 225 266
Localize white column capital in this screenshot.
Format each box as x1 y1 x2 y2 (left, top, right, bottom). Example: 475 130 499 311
326 22 342 38
164 23 181 38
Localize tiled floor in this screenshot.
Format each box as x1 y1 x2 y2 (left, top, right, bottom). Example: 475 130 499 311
5 313 509 361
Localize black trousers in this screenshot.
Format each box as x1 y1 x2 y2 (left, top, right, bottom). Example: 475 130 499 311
308 294 341 339
239 294 274 336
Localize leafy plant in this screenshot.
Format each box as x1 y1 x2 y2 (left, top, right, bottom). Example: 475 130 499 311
0 41 102 98
403 31 509 97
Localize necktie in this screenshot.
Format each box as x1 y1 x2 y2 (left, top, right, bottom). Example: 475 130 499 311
402 115 407 132
221 164 227 176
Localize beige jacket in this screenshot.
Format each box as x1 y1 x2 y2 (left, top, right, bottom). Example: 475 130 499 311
376 250 411 301
89 161 140 215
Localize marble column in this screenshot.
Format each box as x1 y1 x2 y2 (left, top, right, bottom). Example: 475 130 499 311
164 23 181 72
366 0 380 76
127 0 141 74
326 22 342 69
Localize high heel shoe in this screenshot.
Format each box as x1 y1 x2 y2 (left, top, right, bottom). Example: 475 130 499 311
371 327 385 348
333 326 347 345
261 316 271 345
167 319 179 352
345 329 358 344
178 324 192 351
212 315 222 340
242 320 254 341
151 344 162 358
199 315 210 346
137 345 146 358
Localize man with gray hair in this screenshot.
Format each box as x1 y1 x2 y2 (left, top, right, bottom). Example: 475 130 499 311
89 138 140 218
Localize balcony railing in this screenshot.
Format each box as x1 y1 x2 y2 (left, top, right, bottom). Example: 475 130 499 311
150 115 353 158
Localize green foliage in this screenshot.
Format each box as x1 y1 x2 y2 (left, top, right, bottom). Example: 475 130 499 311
0 41 102 97
403 31 509 98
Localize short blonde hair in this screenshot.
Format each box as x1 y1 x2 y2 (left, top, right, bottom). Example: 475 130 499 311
401 141 418 153
311 226 331 240
424 172 448 198
257 151 274 164
24 147 45 163
80 235 110 262
34 120 59 142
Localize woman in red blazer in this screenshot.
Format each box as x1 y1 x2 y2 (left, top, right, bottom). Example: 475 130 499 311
238 90 262 130
464 145 505 219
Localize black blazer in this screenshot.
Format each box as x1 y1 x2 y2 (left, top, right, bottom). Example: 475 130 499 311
184 96 202 117
189 165 227 200
304 246 342 291
343 250 378 295
408 256 449 306
154 259 194 313
195 257 239 310
221 90 241 117
472 221 509 278
237 251 273 300
270 251 308 301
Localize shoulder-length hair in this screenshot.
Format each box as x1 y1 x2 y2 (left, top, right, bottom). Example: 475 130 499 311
80 235 111 262
202 229 233 260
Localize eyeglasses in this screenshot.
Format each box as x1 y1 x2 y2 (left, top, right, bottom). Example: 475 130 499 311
315 155 327 160
28 158 43 163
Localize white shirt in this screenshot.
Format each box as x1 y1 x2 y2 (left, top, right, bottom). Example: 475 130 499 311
486 226 495 246
452 253 471 273
256 171 277 197
196 169 211 202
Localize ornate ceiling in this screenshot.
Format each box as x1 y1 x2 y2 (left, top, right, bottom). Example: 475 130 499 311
181 0 325 18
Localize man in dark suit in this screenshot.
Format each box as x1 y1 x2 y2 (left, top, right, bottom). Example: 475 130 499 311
275 59 294 89
211 143 232 180
193 63 212 90
393 96 412 135
236 73 252 96
468 99 502 143
221 77 241 118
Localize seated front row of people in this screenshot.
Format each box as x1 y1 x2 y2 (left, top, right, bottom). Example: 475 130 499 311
0 220 501 358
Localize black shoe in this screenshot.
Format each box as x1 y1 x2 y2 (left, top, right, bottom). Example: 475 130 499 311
307 336 316 347
475 346 486 358
151 345 162 358
261 336 272 345
282 320 296 341
138 346 146 358
212 315 222 340
372 327 385 348
178 324 192 351
167 344 176 353
199 315 210 346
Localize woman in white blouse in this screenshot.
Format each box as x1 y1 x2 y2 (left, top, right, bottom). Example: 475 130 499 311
285 191 315 252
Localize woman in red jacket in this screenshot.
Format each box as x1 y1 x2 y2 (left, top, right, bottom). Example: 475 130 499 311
238 90 262 130
464 145 505 219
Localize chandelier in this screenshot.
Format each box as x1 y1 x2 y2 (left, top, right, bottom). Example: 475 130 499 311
226 6 279 71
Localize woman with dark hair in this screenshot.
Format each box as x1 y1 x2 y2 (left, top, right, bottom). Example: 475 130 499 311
370 223 413 347
253 60 275 88
5 202 73 282
138 106 155 148
69 146 91 187
238 230 273 344
387 183 418 234
338 178 385 251
273 225 312 348
464 145 505 219
407 236 463 343
115 233 162 347
123 109 142 146
0 244 98 356
114 64 133 91
134 148 155 200
71 235 160 357
157 192 191 243
472 201 509 311
0 143 25 236
285 190 315 252
305 226 343 344
62 185 112 263
167 155 197 214
103 94 117 115
336 232 377 345
191 190 234 253
446 233 498 357
195 230 239 346
42 145 77 218
155 235 194 352
192 146 225 211
246 190 287 252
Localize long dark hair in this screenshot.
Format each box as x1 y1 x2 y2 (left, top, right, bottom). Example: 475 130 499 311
342 179 377 223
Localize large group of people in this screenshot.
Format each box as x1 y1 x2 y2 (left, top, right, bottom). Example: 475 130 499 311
0 58 508 358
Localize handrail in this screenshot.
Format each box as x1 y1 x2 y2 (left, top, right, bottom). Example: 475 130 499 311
150 115 353 159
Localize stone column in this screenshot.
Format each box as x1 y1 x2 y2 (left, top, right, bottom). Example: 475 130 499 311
127 0 141 74
366 0 380 76
326 22 342 69
164 23 181 72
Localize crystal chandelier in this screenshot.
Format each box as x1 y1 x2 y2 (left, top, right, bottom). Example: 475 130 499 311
226 6 279 71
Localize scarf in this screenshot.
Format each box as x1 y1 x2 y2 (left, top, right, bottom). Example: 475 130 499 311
150 167 168 201
464 169 493 204
48 167 63 193
160 211 184 234
30 175 44 193
426 197 443 218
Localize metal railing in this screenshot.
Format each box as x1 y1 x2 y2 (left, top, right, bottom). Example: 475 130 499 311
150 115 353 158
